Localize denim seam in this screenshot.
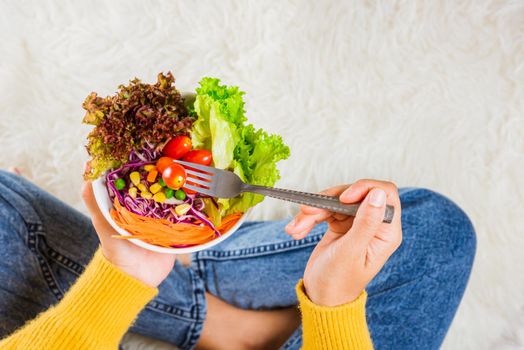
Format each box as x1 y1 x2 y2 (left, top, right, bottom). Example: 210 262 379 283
26 227 65 301
46 248 85 276
192 254 207 282
26 221 88 288
5 185 86 297
144 302 194 321
179 268 206 350
5 174 86 279
197 233 323 261
30 225 200 322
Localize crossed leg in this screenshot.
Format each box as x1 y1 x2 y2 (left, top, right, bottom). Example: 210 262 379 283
0 170 475 350
0 170 298 350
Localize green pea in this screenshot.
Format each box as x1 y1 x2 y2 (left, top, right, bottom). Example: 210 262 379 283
175 189 186 201
164 188 174 199
115 178 126 191
158 178 166 187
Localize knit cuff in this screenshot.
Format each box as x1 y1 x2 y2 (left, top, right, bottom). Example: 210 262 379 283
296 280 373 350
52 248 158 345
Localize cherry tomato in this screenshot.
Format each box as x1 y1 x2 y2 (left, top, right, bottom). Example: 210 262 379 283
162 163 187 189
162 136 192 159
156 156 175 173
182 149 213 166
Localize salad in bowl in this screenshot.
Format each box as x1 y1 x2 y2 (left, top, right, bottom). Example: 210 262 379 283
84 73 289 253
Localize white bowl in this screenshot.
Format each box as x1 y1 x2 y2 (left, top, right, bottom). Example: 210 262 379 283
92 176 249 254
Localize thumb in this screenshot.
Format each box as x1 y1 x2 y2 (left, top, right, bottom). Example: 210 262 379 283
81 181 99 216
344 188 387 248
81 181 114 242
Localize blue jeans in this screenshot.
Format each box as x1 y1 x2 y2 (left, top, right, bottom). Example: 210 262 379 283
0 170 476 350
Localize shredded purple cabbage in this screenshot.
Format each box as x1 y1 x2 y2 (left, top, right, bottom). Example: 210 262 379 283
105 147 220 240
128 141 162 163
189 207 221 236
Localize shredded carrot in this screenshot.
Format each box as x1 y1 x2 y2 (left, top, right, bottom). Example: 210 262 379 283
109 198 242 248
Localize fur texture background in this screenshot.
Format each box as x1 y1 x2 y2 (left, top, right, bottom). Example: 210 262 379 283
1 1 523 349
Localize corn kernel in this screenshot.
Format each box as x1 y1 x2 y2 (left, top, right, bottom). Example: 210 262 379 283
130 171 141 186
174 203 191 216
149 183 162 194
137 183 148 192
144 164 156 172
153 192 166 203
128 187 137 198
147 169 158 183
140 191 152 200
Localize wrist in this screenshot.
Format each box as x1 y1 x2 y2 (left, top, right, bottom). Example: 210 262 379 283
304 280 362 307
99 249 158 288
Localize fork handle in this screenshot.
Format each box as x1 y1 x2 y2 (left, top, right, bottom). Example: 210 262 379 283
242 184 394 223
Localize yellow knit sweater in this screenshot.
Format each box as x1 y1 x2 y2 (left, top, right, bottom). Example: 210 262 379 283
0 250 373 349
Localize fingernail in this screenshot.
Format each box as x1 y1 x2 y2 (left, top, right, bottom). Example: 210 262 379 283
369 189 386 207
292 231 306 240
288 217 308 231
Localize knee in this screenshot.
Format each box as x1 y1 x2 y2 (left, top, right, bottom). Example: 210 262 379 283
400 188 476 267
0 169 14 185
0 170 23 206
0 170 40 226
0 170 36 203
0 170 18 206
0 169 25 196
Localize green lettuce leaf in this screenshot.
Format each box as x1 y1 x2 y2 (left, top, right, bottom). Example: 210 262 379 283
202 198 221 227
192 78 290 222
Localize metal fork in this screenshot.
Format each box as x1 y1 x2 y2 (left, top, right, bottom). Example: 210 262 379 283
176 160 394 223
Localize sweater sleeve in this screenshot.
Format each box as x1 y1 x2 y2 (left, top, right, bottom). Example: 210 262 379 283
0 249 158 350
296 280 373 350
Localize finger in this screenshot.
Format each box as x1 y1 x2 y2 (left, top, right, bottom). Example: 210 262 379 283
298 184 352 215
286 185 355 239
319 184 351 197
289 207 354 239
81 181 98 214
297 184 353 220
81 182 115 242
285 209 329 238
340 179 401 225
340 179 399 205
285 210 329 239
300 205 326 215
343 188 387 248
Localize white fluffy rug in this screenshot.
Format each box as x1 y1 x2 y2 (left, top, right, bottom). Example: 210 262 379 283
1 1 523 349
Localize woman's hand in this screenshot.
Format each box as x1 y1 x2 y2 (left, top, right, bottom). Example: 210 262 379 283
285 180 402 306
82 182 176 288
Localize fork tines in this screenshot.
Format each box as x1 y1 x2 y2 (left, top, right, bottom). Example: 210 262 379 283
175 160 213 193
175 160 215 174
